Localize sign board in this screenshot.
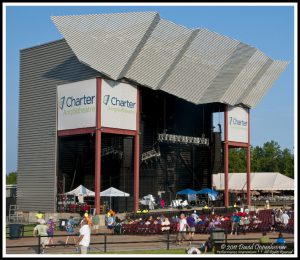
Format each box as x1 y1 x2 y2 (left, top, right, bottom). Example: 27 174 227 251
227 106 249 143
57 79 96 130
101 79 137 131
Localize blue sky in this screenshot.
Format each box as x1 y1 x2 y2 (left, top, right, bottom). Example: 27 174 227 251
5 4 295 174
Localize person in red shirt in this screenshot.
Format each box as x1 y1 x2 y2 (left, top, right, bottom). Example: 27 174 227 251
160 198 165 208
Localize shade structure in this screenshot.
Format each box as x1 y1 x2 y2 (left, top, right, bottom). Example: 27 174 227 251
100 187 130 197
197 188 218 201
51 12 289 109
197 188 218 196
176 188 197 195
100 187 130 210
65 185 95 197
213 172 294 191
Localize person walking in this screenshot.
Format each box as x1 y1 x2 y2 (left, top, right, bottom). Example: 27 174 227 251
46 216 56 247
204 235 214 254
176 213 188 245
35 211 44 224
33 219 49 254
76 219 91 254
186 213 196 245
65 216 77 247
230 211 241 235
92 214 100 233
106 213 115 234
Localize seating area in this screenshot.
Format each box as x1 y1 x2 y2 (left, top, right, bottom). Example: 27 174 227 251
118 209 294 235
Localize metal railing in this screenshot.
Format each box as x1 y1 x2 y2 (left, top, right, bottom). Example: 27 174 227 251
6 231 294 254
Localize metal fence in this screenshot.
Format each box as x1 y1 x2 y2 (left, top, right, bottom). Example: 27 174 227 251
6 230 294 254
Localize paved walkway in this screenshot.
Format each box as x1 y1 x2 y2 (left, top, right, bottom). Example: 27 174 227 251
6 229 294 254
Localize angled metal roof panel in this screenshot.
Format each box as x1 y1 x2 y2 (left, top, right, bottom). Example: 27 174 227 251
161 28 240 104
221 50 270 105
242 60 289 107
198 43 257 104
125 19 193 88
51 12 160 80
51 12 289 108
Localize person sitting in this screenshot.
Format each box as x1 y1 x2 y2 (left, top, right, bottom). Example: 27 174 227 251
186 247 201 254
145 216 153 225
214 216 221 226
197 218 204 225
161 217 170 231
224 216 230 221
259 232 270 244
207 219 216 232
276 232 286 244
154 216 161 225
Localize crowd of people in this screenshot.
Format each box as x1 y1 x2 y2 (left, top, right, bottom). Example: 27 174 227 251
33 210 96 254
32 206 293 254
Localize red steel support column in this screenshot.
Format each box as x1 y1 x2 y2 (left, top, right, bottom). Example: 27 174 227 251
224 106 229 208
134 87 140 212
95 78 102 214
247 109 251 206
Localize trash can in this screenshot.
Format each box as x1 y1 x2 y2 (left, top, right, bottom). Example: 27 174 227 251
211 228 226 244
9 224 24 239
59 219 68 231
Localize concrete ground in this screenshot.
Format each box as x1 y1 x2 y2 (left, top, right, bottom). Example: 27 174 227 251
6 227 294 254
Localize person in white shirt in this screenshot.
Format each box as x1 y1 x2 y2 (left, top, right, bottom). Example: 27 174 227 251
76 219 91 254
176 213 188 245
191 210 199 223
281 211 290 226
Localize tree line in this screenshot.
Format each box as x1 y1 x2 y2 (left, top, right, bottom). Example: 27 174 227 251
229 140 294 178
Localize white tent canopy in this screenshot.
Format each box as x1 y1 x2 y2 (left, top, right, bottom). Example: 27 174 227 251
100 187 130 210
213 172 294 191
65 185 95 196
100 187 130 197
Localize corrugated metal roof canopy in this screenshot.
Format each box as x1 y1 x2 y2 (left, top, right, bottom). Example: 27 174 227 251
51 12 289 108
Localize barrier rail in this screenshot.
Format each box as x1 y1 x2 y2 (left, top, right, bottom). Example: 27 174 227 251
6 231 294 254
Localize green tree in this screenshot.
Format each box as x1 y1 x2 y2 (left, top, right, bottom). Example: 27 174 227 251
278 148 294 178
227 141 294 178
229 148 246 172
259 141 281 172
6 172 17 184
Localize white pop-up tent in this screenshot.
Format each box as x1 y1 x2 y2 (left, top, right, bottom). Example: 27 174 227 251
213 172 294 191
65 185 95 197
100 187 130 210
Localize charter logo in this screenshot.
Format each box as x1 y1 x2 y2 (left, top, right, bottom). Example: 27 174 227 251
229 117 248 128
58 94 96 115
59 96 65 110
103 95 110 106
102 94 136 114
